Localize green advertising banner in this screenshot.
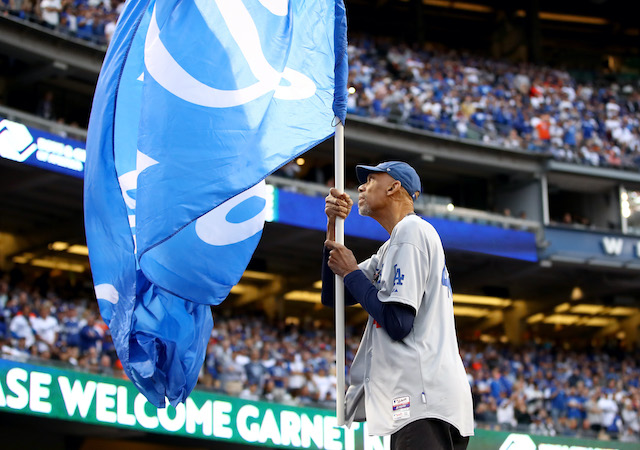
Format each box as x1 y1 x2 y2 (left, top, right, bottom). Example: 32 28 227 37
0 359 636 450
468 429 634 450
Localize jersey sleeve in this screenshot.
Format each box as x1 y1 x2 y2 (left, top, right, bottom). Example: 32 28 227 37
357 253 378 282
377 222 429 311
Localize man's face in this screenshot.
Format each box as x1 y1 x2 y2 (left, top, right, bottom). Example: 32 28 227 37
357 172 395 217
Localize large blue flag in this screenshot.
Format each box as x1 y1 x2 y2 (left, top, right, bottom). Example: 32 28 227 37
84 0 348 407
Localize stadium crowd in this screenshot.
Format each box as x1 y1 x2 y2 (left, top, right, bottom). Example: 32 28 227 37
346 36 640 170
3 5 640 170
1 0 123 45
1 276 639 442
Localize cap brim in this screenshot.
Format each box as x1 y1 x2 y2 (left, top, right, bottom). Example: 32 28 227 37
356 165 386 184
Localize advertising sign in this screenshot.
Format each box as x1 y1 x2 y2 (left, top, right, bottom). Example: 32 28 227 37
544 226 640 266
0 359 377 449
2 359 634 450
0 117 85 178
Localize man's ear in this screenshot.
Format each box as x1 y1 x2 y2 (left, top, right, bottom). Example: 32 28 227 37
387 180 402 196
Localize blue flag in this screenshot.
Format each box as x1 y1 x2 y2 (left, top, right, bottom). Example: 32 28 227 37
84 0 348 407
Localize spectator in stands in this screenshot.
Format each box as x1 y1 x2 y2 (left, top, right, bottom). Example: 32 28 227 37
621 398 639 435
566 385 587 428
98 353 113 376
268 358 290 394
59 304 83 348
79 312 103 353
104 11 117 43
59 4 77 36
490 367 511 399
9 303 35 349
496 391 517 429
1 336 29 361
514 396 533 426
239 383 260 401
531 409 557 437
244 348 267 394
36 91 56 121
31 301 59 355
311 366 336 405
75 7 95 41
40 0 61 29
0 280 8 308
218 349 247 396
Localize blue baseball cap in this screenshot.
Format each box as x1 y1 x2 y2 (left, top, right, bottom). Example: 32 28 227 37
356 161 422 200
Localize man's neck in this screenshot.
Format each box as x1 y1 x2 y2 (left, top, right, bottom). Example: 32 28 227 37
375 203 415 234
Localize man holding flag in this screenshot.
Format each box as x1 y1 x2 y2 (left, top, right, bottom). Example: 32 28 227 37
84 0 347 407
322 161 474 449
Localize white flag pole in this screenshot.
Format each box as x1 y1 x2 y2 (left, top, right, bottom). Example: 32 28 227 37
334 120 346 426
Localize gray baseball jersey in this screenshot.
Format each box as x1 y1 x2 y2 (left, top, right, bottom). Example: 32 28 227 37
344 214 474 437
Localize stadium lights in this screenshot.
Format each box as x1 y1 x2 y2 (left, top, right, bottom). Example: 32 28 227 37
544 314 579 325
452 306 489 317
47 242 89 255
12 255 31 264
241 270 279 281
554 302 571 313
421 1 608 24
313 280 322 289
30 258 85 273
453 294 511 307
230 284 250 294
67 244 89 256
581 317 615 327
570 304 604 315
608 307 637 317
544 314 620 327
515 10 609 25
570 286 583 301
422 0 493 13
526 313 545 324
284 290 322 303
49 241 69 251
621 189 632 219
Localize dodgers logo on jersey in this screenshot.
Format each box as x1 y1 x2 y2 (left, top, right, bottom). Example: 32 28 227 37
392 264 404 293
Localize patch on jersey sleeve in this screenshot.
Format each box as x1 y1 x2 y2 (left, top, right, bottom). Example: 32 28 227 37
442 266 452 298
392 396 411 420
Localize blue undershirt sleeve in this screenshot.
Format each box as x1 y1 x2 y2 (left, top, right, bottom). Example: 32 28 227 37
344 270 416 341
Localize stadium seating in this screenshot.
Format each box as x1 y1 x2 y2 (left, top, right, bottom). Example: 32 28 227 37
1 277 638 442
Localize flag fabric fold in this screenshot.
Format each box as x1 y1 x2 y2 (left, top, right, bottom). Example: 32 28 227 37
85 0 348 407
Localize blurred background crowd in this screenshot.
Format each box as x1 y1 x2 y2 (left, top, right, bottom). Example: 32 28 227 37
3 4 640 171
346 36 640 170
1 272 638 442
1 0 123 45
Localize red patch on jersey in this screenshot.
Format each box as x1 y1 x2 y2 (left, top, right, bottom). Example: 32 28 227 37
373 319 381 328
